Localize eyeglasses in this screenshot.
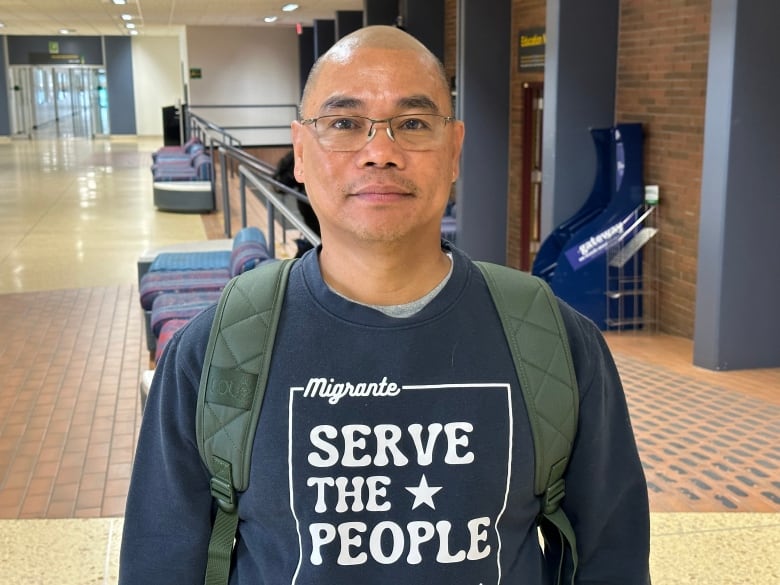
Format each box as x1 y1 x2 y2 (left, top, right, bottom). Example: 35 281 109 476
300 113 455 152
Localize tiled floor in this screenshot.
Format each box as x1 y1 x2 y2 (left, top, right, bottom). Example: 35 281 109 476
0 136 778 584
0 285 143 519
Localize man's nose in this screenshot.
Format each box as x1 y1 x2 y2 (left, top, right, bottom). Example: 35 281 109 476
359 122 403 168
367 119 396 143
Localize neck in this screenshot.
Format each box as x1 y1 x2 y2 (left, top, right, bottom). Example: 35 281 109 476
318 235 451 306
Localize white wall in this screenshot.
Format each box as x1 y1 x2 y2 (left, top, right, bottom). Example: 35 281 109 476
186 26 300 145
131 35 184 137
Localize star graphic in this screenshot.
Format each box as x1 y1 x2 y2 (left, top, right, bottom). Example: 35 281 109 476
405 474 443 510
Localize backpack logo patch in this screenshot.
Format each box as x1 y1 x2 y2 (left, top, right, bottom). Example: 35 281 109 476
206 367 257 410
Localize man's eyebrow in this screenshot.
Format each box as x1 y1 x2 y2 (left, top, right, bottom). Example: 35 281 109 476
397 95 440 113
317 94 442 114
320 96 364 111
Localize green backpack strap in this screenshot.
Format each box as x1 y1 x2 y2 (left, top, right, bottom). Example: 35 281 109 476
475 261 580 585
196 258 295 585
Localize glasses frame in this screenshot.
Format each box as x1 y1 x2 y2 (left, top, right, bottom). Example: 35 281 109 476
299 113 456 152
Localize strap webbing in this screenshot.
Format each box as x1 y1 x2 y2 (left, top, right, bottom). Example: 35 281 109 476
204 507 239 585
545 507 578 585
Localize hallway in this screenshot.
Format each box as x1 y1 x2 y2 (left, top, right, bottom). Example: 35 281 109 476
0 137 777 583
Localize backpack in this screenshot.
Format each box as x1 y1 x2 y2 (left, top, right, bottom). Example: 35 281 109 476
196 258 579 585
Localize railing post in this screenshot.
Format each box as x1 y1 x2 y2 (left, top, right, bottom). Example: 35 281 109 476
267 203 276 258
236 165 321 256
209 137 217 204
239 174 248 229
219 147 231 238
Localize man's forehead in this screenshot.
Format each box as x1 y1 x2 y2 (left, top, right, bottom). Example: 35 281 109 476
317 46 431 79
315 93 443 114
306 50 448 112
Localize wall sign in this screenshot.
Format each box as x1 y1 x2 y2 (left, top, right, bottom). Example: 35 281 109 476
518 27 545 72
29 52 83 65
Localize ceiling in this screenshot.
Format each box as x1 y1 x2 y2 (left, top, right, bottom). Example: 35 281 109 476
0 0 365 37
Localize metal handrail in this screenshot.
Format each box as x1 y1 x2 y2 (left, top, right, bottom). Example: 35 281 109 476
189 103 298 109
213 143 317 250
179 110 317 253
238 164 321 258
187 111 243 150
187 104 297 143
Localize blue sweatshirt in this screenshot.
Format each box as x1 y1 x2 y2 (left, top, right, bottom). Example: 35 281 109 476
120 245 650 584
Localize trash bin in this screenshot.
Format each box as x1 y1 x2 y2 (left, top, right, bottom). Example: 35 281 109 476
162 105 180 146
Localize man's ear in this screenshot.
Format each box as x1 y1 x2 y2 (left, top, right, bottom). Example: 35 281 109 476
290 121 305 184
450 120 465 181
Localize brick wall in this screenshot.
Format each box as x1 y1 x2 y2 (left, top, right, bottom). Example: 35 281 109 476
443 0 709 337
615 0 710 337
444 0 457 87
443 0 545 269
508 1 546 269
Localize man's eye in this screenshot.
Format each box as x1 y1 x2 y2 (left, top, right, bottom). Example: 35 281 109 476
396 117 431 131
329 117 364 131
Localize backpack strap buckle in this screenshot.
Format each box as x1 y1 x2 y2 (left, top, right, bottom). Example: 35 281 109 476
209 456 237 513
210 476 236 513
542 477 566 516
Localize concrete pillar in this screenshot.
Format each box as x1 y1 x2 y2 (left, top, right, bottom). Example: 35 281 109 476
0 37 9 136
363 0 399 26
400 0 445 63
313 19 335 58
335 11 364 39
694 0 780 370
454 0 511 263
540 0 619 237
297 26 314 100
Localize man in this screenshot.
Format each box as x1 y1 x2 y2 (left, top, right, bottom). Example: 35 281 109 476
120 25 650 584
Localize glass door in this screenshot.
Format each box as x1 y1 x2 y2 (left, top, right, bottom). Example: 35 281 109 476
7 65 110 138
8 66 34 138
64 66 110 137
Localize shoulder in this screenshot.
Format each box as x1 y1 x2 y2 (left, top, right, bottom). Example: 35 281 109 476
140 304 218 447
461 252 616 397
555 297 602 349
160 304 217 382
554 297 621 399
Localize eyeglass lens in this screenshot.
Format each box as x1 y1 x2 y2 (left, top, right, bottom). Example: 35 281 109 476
311 114 449 152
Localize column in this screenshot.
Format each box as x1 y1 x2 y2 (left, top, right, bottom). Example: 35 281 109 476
401 0 445 63
694 0 780 369
313 19 335 58
297 26 314 99
454 0 511 263
335 11 363 39
540 0 619 237
363 0 399 26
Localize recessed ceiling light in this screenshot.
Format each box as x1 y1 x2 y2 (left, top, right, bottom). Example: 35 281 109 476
282 3 299 11
264 16 278 23
121 14 133 21
0 22 5 28
126 22 136 29
129 30 139 35
59 28 75 34
112 0 127 5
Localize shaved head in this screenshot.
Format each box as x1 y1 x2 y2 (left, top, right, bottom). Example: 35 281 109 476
289 23 465 281
300 25 450 116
